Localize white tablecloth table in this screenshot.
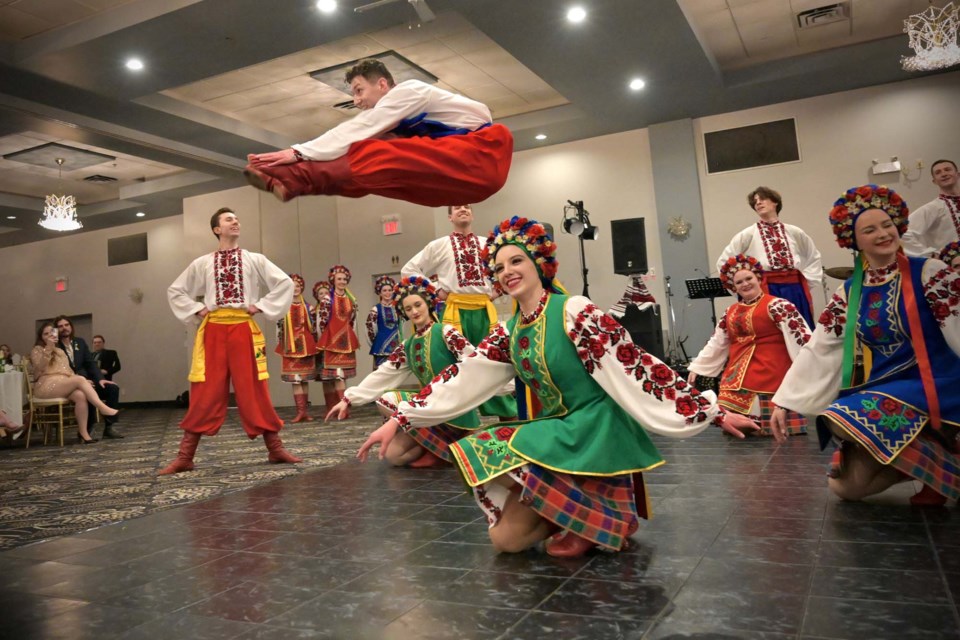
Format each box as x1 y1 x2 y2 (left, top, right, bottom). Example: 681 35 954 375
0 370 25 422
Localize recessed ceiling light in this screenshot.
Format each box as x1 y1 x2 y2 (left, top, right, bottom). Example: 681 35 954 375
535 134 547 141
135 212 146 217
125 58 144 71
629 77 646 91
5 215 15 220
316 0 337 13
567 6 586 23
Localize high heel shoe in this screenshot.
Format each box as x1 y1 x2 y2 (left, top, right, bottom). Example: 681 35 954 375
77 433 99 444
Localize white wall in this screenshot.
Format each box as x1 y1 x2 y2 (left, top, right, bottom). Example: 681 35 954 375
0 216 188 402
695 71 960 321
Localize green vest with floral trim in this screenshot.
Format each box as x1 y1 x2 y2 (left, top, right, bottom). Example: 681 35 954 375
504 294 664 475
405 323 480 429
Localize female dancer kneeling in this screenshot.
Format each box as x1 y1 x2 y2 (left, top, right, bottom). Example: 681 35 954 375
359 217 757 557
30 323 119 444
772 185 960 506
328 276 482 467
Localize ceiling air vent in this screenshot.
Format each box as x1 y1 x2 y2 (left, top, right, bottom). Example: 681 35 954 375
83 174 118 183
796 2 849 29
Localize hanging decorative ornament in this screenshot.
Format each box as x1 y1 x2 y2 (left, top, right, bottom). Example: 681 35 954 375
39 158 82 232
902 1 960 72
667 216 692 240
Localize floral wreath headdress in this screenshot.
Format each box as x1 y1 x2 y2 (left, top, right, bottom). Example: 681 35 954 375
328 264 352 284
828 184 909 251
939 241 960 266
311 280 331 303
392 275 439 321
288 273 305 291
718 254 764 292
480 216 562 293
374 275 396 295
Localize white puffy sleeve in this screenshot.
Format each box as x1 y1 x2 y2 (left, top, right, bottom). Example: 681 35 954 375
715 228 751 274
901 205 937 258
168 257 207 326
394 323 516 430
344 343 417 406
293 82 431 161
564 296 720 438
249 253 295 322
687 310 731 378
922 258 960 355
772 287 846 414
401 238 441 282
768 297 812 360
792 227 823 288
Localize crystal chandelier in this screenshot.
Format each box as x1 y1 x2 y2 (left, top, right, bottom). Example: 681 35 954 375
39 157 82 231
902 2 960 72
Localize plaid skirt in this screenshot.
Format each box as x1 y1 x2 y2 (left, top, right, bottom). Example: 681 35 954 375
470 465 647 552
377 392 470 462
720 391 807 436
890 431 960 501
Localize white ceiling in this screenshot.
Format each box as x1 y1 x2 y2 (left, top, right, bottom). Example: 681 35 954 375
678 0 934 70
0 0 137 41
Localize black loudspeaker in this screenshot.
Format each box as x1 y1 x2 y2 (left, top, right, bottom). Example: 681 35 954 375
619 304 664 362
611 218 647 275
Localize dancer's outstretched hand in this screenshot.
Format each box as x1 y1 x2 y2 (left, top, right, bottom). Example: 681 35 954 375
357 419 399 462
719 412 760 439
247 149 297 167
325 400 349 422
769 407 789 444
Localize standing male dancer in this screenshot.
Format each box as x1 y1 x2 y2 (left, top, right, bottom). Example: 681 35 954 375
402 204 516 419
902 159 960 257
160 207 301 474
245 58 512 207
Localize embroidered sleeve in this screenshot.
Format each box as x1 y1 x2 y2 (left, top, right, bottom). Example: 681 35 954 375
343 343 416 407
791 226 823 284
818 290 847 338
366 306 378 344
923 258 960 355
393 325 515 429
565 296 719 436
687 309 732 378
472 323 513 363
442 324 475 361
769 297 812 352
715 228 751 275
772 286 845 415
315 298 331 332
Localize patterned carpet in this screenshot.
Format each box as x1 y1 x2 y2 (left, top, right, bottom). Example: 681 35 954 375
0 405 380 551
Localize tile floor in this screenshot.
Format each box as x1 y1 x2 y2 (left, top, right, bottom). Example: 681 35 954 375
2 430 959 639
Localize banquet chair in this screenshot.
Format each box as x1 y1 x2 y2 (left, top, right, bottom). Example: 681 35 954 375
23 373 78 448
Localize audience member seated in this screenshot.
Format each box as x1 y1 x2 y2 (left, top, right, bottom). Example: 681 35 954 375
0 344 13 365
54 316 123 439
30 323 118 444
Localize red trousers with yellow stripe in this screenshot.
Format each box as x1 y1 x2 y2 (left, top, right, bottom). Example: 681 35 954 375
180 322 283 437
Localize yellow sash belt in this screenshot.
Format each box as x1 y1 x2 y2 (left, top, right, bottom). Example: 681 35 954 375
442 292 497 333
189 308 268 383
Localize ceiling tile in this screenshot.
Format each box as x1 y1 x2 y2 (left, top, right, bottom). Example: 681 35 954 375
0 6 55 39
12 0 97 25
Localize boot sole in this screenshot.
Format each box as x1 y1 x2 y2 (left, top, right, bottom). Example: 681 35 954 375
244 167 293 203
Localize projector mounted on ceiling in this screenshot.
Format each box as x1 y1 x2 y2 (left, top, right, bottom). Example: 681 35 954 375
354 0 435 23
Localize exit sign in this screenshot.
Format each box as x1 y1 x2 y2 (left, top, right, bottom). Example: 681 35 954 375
55 277 68 292
381 215 401 236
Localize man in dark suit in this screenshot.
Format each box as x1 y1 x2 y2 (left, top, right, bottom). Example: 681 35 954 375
54 316 123 439
91 335 121 381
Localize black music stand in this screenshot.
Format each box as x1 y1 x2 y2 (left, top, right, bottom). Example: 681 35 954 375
686 277 730 327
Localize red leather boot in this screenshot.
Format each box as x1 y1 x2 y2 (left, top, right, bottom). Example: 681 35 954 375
263 432 302 464
158 432 201 475
910 484 948 507
291 394 313 423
